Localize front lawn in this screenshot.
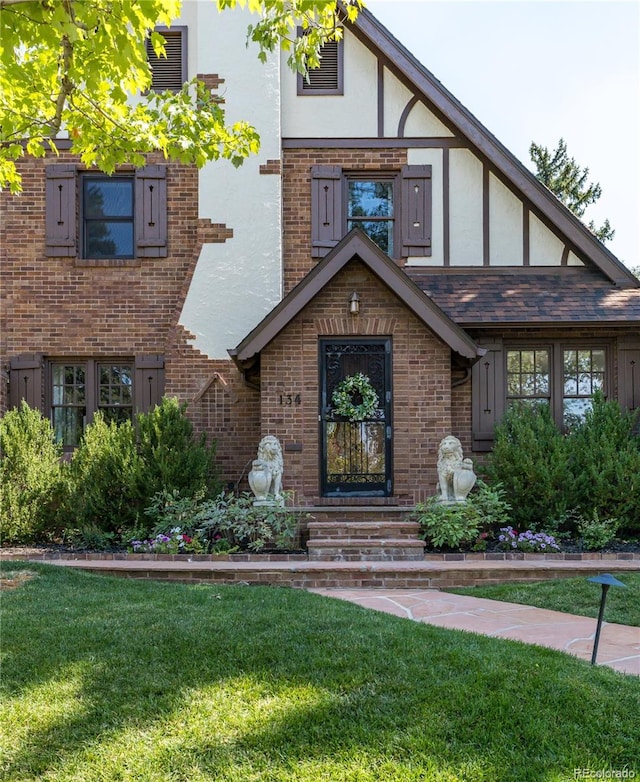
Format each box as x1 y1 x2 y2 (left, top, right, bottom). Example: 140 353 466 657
447 573 640 627
1 563 638 782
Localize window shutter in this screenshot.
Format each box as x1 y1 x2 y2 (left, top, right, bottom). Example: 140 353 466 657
401 165 432 256
147 29 186 92
9 354 44 411
617 340 640 411
45 166 76 257
471 340 504 452
134 355 165 413
135 166 168 258
311 165 343 258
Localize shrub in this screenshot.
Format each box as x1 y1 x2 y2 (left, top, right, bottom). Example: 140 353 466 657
62 413 143 533
565 393 640 535
0 402 63 544
484 403 570 532
412 483 510 550
137 397 220 502
144 489 204 538
197 492 301 552
576 511 621 551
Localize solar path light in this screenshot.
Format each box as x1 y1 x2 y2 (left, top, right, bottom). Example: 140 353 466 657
587 573 627 666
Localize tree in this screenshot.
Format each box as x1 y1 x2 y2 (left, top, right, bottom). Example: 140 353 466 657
0 0 362 193
529 137 614 243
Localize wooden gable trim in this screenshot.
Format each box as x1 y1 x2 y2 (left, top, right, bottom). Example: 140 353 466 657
349 9 638 289
229 228 482 365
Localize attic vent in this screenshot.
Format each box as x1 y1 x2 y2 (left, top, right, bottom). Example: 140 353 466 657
298 34 344 95
146 29 187 92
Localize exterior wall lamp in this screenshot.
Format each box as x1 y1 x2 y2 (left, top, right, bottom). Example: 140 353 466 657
349 291 360 316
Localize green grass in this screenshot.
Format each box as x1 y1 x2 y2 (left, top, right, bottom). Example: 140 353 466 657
447 573 640 627
1 563 639 782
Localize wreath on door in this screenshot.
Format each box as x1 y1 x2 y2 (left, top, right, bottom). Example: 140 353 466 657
331 373 379 421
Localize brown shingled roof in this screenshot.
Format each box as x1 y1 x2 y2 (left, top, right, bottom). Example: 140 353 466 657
406 268 640 326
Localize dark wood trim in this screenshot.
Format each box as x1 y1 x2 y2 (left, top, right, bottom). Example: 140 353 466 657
282 137 469 149
397 95 419 139
483 163 490 266
346 9 638 288
377 60 385 138
443 146 450 266
561 245 570 266
523 206 530 266
230 228 481 364
408 265 602 276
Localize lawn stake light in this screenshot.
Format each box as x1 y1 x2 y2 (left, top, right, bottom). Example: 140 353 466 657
587 573 627 666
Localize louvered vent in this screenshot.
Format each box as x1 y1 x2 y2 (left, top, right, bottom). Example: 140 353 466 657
147 31 184 92
303 40 339 91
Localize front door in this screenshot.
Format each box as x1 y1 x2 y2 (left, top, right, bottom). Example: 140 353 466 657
320 339 392 497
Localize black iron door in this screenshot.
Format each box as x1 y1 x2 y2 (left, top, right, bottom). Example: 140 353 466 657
320 339 392 497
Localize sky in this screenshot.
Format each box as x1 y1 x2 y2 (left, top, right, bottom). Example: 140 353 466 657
365 0 640 268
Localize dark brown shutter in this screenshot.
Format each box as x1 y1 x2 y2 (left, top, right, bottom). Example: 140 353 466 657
45 166 76 257
617 339 640 411
134 355 165 413
147 29 186 92
311 165 343 258
401 165 432 256
9 354 44 411
471 340 504 452
135 166 168 258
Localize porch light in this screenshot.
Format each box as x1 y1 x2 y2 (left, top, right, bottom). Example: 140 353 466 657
349 291 360 316
587 573 627 665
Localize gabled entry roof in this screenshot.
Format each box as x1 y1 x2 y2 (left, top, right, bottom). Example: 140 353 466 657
229 229 483 365
348 9 638 289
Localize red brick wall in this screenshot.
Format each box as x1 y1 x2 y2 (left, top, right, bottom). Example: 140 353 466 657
261 260 452 506
282 148 406 293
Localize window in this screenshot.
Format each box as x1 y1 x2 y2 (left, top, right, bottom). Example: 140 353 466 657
506 349 550 407
45 166 168 260
311 165 432 259
347 179 394 255
82 176 134 259
562 348 606 425
146 27 188 92
297 33 343 95
473 340 611 450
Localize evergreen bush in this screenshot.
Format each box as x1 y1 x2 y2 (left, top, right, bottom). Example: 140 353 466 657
62 413 143 533
136 397 219 504
566 393 640 535
484 403 570 532
0 402 63 543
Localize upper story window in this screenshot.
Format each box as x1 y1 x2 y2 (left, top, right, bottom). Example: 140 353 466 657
347 179 394 255
45 165 168 262
146 27 188 92
311 165 432 260
82 176 134 259
297 32 343 95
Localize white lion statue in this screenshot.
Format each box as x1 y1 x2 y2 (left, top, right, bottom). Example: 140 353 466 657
437 435 476 503
248 435 284 505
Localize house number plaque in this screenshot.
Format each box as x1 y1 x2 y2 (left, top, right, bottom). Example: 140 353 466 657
279 394 301 406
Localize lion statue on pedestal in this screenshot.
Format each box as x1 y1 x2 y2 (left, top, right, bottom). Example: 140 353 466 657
248 435 284 505
437 435 476 503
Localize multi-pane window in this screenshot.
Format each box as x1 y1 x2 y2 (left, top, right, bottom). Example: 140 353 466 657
347 180 394 255
82 176 134 259
504 346 607 429
506 349 550 406
50 360 134 449
563 349 606 425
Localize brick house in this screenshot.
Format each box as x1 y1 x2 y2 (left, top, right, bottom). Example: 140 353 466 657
2 6 639 534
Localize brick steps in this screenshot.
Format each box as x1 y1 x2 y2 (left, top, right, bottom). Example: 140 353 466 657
306 515 425 561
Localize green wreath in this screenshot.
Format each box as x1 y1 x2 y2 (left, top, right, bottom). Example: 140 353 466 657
332 373 379 421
